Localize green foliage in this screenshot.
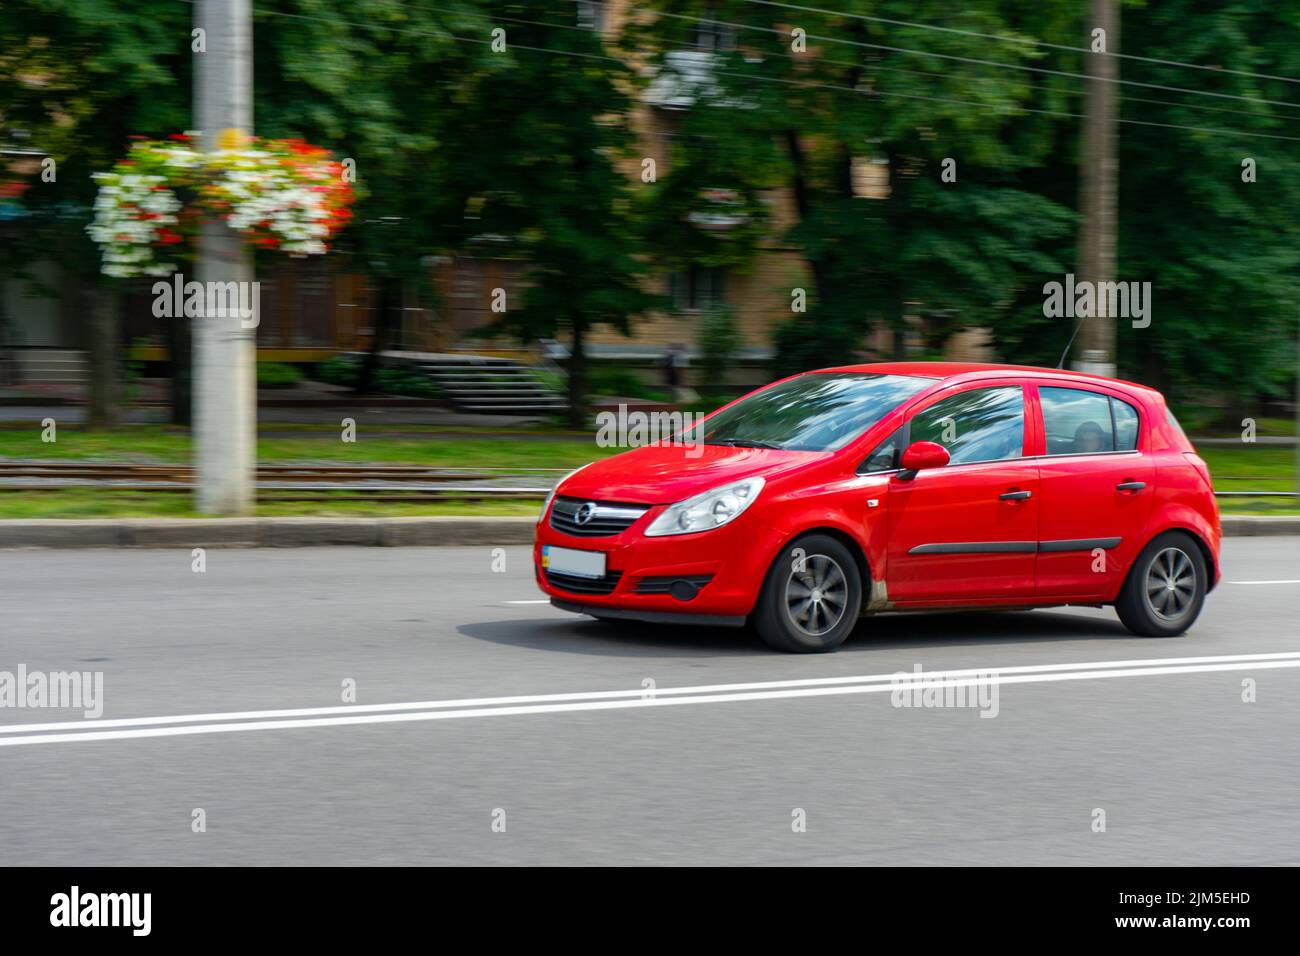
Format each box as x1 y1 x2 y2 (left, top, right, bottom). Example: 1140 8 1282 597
434 3 661 422
637 0 1077 378
317 356 444 398
372 367 444 399
256 362 304 390
588 367 667 401
697 309 738 387
4 0 1299 418
1115 0 1300 408
315 355 361 388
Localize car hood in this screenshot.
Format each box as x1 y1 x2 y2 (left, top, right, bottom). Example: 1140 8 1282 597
560 443 829 505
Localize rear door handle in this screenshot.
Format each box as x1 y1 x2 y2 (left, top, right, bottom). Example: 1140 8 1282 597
1116 481 1146 492
999 490 1032 501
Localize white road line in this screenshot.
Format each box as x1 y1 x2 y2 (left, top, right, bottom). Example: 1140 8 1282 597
3 650 1297 736
0 652 1298 748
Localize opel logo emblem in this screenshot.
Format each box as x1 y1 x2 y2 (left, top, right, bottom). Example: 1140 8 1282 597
575 502 597 525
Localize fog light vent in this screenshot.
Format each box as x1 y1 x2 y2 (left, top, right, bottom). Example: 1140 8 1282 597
633 574 714 600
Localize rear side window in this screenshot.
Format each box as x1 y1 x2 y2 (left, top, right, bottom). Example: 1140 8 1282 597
1111 397 1140 451
1166 409 1189 442
910 386 1025 465
1040 387 1115 454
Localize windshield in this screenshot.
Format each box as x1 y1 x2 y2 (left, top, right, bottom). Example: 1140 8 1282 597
684 372 932 452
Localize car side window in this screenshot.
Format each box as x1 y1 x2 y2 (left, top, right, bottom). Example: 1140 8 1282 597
910 386 1025 465
1112 397 1140 451
1040 386 1116 455
859 425 906 473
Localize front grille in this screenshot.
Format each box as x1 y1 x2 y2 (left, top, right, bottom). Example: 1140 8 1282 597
549 497 649 538
634 574 714 595
544 569 624 596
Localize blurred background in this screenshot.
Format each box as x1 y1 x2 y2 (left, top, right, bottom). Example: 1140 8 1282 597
0 0 1297 516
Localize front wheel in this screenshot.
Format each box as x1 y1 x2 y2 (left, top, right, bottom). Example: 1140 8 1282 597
754 534 862 653
1114 531 1207 637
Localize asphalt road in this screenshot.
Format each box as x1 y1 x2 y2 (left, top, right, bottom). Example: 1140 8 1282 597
1 538 1298 866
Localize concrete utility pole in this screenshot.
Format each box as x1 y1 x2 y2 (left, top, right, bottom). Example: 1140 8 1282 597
1073 0 1120 377
193 0 256 514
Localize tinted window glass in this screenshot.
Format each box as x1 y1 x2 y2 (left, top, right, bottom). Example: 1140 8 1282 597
1111 397 1140 451
688 373 931 452
911 386 1024 465
860 425 905 473
1040 386 1115 455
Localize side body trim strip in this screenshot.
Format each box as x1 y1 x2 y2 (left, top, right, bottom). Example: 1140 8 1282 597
908 538 1123 555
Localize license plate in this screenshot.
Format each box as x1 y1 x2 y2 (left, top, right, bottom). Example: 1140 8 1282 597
542 545 606 579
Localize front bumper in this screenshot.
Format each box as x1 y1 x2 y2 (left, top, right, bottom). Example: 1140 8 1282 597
533 505 787 622
549 598 748 628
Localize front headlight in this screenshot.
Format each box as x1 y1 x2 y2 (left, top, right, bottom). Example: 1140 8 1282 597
644 476 765 537
540 465 588 523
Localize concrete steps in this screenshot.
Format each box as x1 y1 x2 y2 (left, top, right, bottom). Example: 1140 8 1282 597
9 349 88 386
382 352 568 416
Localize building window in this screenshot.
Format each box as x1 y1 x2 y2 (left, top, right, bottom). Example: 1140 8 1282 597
576 0 605 32
670 266 727 312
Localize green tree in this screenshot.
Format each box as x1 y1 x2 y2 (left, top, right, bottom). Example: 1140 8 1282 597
251 1 493 393
633 1 1077 378
437 2 659 425
1 0 493 419
0 0 191 424
982 0 1300 416
1116 0 1300 415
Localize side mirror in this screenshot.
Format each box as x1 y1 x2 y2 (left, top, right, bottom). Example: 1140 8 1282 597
896 440 950 480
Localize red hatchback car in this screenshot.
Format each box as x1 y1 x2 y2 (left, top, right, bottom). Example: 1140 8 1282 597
534 363 1221 652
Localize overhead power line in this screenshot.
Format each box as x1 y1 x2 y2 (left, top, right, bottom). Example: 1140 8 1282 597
648 7 1300 123
654 7 1300 112
740 0 1300 88
176 2 1300 146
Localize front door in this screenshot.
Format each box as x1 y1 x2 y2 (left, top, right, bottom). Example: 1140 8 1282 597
887 384 1039 604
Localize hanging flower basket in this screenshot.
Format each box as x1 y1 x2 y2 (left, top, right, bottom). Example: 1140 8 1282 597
87 133 355 278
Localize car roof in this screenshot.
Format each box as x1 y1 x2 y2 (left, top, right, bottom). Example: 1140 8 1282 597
816 361 1160 396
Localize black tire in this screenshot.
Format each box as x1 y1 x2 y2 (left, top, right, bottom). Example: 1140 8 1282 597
754 534 863 653
1114 531 1208 637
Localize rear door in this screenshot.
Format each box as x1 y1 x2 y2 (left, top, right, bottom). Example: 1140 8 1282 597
1032 383 1155 599
886 383 1039 604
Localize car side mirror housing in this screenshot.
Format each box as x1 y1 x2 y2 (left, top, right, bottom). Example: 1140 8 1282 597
896 440 950 480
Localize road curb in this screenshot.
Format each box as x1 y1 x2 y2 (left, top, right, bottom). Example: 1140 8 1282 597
0 515 1293 548
1219 515 1300 536
0 516 538 549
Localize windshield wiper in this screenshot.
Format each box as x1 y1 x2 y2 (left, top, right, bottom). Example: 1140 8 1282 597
709 438 784 449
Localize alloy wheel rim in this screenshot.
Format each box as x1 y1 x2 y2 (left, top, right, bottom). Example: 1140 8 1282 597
784 554 848 637
1143 547 1197 622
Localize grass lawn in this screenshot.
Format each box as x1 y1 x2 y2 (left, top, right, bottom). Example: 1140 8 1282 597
0 424 1293 518
1199 444 1294 490
1176 415 1297 439
0 489 541 519
0 424 613 470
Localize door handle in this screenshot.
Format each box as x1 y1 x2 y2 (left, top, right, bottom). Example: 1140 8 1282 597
999 490 1032 501
1116 481 1146 492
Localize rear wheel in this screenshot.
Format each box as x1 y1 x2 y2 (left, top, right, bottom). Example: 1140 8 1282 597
754 534 862 653
1115 531 1207 637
